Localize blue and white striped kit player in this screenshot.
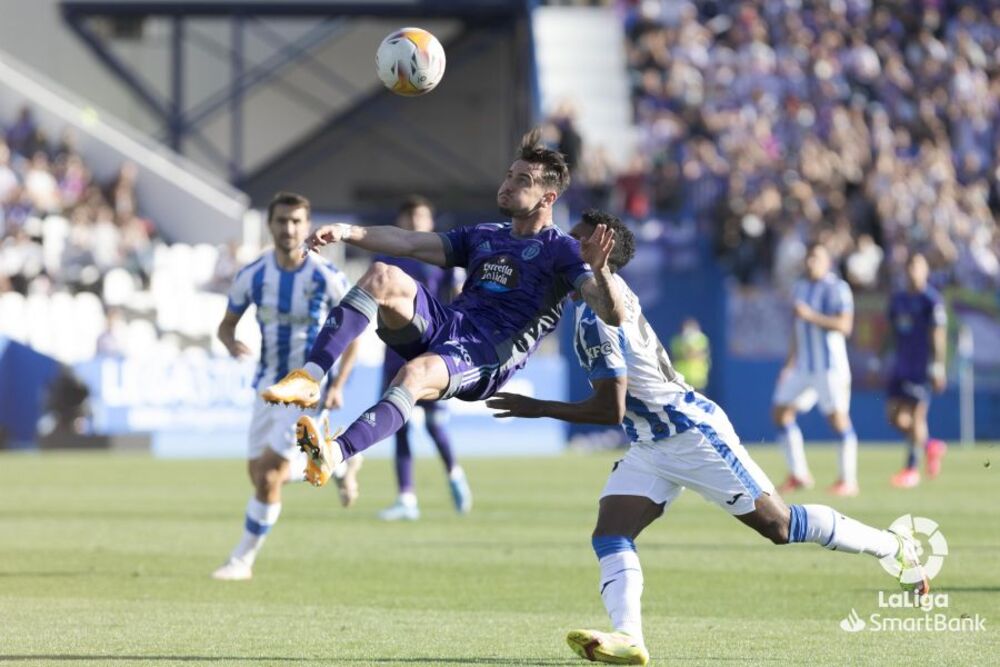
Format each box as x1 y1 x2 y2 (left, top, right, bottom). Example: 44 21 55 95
574 274 775 518
774 274 854 415
228 249 352 400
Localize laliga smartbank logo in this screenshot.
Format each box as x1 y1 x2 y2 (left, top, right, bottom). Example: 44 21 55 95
877 514 948 584
839 515 987 633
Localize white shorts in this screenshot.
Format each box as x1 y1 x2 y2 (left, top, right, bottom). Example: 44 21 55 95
600 413 775 516
772 367 851 416
247 394 312 467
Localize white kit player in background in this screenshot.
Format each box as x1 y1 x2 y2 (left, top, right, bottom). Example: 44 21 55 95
486 213 927 667
772 241 860 497
211 191 361 581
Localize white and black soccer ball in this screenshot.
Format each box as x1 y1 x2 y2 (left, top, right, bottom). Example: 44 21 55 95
375 27 446 96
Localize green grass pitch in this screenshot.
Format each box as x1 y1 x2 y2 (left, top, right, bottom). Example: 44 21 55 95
1 445 997 665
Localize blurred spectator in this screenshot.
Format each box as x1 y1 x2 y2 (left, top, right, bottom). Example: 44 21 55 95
613 0 999 291
670 317 710 391
96 307 128 358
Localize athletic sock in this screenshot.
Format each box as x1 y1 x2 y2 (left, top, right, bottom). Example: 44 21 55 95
229 497 282 567
424 403 456 472
395 425 414 493
592 536 645 645
305 286 377 377
779 422 810 479
905 441 919 470
338 386 416 458
787 504 898 558
836 427 858 485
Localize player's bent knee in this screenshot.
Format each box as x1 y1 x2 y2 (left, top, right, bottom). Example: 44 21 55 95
362 262 407 298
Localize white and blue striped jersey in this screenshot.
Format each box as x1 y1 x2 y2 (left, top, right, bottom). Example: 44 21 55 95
227 249 351 389
574 274 722 445
791 274 853 375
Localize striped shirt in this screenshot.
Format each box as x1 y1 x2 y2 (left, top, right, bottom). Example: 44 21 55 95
573 274 723 445
227 249 350 388
791 274 853 375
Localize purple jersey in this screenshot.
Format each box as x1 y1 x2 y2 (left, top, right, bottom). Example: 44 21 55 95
889 288 946 380
438 222 593 371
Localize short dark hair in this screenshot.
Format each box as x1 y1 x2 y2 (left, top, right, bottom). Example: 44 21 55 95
580 209 636 273
516 128 571 195
399 194 434 216
806 240 827 254
267 191 310 222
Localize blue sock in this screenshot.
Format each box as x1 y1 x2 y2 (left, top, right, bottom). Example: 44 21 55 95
338 386 415 458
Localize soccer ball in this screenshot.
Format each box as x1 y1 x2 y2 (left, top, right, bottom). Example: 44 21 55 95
376 27 446 96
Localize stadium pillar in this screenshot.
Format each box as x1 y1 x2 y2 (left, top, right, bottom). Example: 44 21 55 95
170 16 185 152
230 14 245 184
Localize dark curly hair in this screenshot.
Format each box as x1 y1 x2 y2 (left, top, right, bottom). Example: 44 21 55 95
516 128 571 195
580 209 636 273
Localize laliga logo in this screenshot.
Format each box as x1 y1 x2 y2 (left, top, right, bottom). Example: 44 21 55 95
879 514 949 585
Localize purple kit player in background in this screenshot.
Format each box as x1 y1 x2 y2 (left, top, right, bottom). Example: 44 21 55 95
375 196 472 521
260 129 625 487
887 252 948 489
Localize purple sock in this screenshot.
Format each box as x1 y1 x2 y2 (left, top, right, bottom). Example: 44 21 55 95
307 286 377 374
395 425 414 493
423 402 455 473
338 386 416 458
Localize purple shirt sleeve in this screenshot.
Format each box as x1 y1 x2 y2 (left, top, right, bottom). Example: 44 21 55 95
438 227 471 269
554 236 594 290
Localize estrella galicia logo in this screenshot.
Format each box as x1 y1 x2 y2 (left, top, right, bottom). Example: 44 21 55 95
521 243 541 261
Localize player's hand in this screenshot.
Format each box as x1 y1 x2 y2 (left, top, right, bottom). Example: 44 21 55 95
301 224 349 258
486 392 544 419
324 385 345 409
226 340 251 359
580 223 616 273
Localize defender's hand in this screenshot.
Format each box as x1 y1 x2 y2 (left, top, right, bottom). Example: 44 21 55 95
226 340 251 359
793 301 816 322
580 223 616 273
486 392 544 419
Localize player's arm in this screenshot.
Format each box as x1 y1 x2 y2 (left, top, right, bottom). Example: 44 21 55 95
578 224 626 327
303 224 448 266
794 306 852 336
486 376 627 425
217 309 250 359
324 338 360 409
794 284 853 336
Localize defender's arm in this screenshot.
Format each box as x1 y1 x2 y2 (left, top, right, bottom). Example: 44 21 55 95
486 376 627 426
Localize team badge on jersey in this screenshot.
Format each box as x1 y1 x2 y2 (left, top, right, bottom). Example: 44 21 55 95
521 242 542 261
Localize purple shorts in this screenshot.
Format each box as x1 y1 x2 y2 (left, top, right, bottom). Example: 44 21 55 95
887 375 931 404
377 283 512 401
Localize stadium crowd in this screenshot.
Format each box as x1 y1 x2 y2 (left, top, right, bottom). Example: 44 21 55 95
562 0 1000 292
0 106 155 296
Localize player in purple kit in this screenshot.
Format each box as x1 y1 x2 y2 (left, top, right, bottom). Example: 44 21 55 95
260 129 624 485
374 196 472 520
887 252 948 488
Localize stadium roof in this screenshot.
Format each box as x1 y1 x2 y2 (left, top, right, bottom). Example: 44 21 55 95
61 0 526 18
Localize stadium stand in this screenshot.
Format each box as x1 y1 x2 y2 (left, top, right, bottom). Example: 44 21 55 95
546 1 999 293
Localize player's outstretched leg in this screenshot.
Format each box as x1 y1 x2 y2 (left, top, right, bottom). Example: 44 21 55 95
379 426 420 521
424 402 472 514
298 353 450 488
739 493 928 595
264 263 418 407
